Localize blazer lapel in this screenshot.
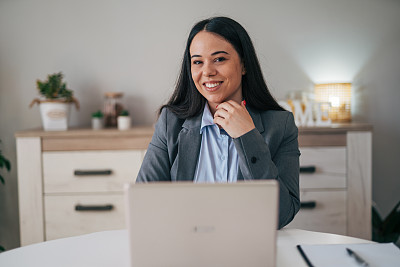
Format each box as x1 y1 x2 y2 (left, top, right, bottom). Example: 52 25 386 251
248 106 265 134
237 107 265 181
174 112 202 181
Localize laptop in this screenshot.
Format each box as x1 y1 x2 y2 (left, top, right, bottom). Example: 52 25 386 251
124 181 279 267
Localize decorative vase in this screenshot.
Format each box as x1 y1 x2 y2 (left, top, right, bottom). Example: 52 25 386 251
91 118 103 130
117 116 131 130
39 101 71 131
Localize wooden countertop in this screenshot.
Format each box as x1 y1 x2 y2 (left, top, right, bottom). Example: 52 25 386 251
15 123 372 138
15 126 155 138
298 123 373 134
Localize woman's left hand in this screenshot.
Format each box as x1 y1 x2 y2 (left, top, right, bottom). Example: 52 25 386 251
213 100 255 138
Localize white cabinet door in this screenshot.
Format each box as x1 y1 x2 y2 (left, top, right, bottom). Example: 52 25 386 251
44 194 125 240
43 150 141 193
299 147 346 189
286 190 347 235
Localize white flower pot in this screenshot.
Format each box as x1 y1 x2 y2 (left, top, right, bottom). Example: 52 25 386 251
91 118 103 130
39 102 71 131
117 116 131 130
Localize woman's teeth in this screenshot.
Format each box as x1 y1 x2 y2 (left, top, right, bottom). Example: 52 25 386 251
205 82 221 88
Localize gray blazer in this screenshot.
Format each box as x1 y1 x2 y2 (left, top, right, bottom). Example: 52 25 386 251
136 106 300 228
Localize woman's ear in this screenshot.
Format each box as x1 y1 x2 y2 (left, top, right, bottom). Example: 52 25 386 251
241 64 246 75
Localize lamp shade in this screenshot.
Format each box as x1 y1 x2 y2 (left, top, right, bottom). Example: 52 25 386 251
314 83 352 122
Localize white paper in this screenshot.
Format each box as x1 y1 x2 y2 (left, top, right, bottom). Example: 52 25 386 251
298 242 400 267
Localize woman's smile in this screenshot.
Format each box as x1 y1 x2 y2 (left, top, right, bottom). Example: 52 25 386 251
203 81 223 91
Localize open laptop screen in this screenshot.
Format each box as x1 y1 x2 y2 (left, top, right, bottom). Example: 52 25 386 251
125 181 279 267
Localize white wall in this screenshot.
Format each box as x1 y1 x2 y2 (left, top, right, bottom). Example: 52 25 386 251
1 0 399 249
353 32 400 220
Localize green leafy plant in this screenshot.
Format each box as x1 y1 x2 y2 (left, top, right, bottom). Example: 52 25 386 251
0 140 11 185
36 72 73 100
0 139 11 252
119 110 130 116
92 110 104 118
29 72 79 109
372 201 400 247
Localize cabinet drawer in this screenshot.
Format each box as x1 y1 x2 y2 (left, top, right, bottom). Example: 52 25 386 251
286 190 347 235
44 194 125 240
43 150 142 193
299 147 346 189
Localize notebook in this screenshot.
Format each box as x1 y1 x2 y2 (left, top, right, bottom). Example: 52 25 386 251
297 242 400 267
124 181 279 267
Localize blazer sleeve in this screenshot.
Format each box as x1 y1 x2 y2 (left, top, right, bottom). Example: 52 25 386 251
233 112 300 229
136 108 172 182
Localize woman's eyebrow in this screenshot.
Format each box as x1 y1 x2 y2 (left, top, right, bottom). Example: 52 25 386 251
211 51 229 56
191 51 229 58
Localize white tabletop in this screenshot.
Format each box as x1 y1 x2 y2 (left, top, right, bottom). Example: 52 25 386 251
0 228 371 267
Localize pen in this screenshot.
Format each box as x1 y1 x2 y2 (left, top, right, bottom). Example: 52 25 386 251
346 248 369 267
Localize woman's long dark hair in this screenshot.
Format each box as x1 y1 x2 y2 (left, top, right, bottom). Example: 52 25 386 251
160 16 284 118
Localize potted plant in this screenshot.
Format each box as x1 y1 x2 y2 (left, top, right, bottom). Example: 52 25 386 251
117 110 131 130
0 140 11 186
373 201 400 247
0 139 11 252
91 110 104 130
29 72 79 131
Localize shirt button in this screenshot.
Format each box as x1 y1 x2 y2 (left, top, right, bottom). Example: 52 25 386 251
251 157 257 163
221 156 226 160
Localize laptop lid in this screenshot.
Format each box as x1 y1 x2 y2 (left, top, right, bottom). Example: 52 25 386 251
124 181 279 267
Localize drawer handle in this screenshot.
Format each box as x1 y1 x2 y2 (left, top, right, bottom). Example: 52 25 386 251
300 201 316 209
300 166 316 173
74 170 113 176
75 204 114 211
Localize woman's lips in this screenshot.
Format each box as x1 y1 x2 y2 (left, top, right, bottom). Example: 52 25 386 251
203 81 223 92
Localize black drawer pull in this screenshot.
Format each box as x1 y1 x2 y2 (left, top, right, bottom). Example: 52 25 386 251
75 204 114 211
300 166 316 173
74 170 112 176
300 201 317 209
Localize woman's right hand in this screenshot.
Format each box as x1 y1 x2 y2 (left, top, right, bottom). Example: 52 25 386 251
213 100 255 138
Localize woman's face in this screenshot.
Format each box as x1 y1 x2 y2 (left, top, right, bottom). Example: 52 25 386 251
190 31 245 110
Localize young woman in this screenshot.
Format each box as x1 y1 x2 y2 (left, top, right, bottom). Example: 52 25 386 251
136 17 300 228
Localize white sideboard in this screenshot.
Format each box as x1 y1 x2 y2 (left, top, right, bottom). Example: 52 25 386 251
15 128 152 246
287 124 372 240
15 124 372 246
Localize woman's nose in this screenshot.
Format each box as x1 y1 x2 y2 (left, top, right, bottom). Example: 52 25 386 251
202 62 217 76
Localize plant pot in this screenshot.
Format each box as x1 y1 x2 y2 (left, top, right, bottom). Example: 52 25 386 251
92 117 103 130
117 116 131 130
39 101 71 131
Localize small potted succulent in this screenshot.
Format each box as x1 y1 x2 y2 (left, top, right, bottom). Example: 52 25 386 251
91 110 104 130
117 110 131 130
30 72 79 131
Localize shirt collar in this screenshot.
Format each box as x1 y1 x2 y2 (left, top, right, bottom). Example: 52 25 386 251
200 103 216 134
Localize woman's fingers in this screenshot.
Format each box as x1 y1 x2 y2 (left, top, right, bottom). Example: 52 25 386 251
213 100 255 138
216 100 240 112
214 107 230 120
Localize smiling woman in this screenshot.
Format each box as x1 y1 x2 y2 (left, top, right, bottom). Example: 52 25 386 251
190 32 245 116
136 17 300 229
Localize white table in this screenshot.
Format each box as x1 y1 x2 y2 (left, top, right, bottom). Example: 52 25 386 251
0 229 371 267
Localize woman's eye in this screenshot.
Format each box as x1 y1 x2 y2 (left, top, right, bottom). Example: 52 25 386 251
215 57 226 62
192 60 202 65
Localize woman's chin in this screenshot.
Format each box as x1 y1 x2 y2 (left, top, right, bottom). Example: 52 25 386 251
205 97 225 105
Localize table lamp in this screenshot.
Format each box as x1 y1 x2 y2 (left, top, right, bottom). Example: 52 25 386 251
314 83 352 122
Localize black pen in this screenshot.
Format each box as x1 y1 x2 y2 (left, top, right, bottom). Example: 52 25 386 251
346 248 369 267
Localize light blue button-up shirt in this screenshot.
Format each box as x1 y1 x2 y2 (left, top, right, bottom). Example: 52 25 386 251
194 104 238 183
